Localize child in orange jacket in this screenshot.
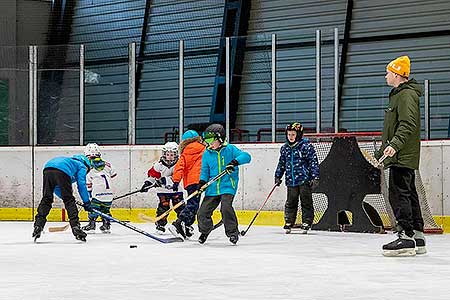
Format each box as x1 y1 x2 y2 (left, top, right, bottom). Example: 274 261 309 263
168 130 206 239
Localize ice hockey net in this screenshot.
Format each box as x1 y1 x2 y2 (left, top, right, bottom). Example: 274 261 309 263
301 132 442 234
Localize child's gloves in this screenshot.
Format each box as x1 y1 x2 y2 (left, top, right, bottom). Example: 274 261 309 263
140 180 154 193
274 177 282 187
225 159 239 174
172 182 179 192
310 178 319 190
82 201 93 212
196 180 207 194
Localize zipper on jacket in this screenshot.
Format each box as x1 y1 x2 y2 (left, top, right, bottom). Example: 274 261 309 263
216 150 221 194
291 148 295 185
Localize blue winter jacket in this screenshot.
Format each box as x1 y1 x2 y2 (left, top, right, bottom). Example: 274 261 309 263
200 143 251 196
44 156 90 203
275 138 320 187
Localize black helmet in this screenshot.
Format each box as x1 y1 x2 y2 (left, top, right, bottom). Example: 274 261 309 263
203 123 226 144
285 122 304 143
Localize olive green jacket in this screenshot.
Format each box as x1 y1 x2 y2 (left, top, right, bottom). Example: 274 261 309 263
375 79 422 170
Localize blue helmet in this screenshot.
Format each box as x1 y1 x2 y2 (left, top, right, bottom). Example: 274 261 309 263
182 130 199 141
72 154 93 170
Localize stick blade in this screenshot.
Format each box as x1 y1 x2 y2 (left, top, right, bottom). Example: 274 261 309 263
138 213 155 223
48 224 70 232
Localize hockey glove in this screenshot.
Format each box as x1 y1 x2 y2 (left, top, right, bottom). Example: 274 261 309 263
197 180 207 194
172 182 179 192
310 178 319 191
82 201 93 212
157 177 167 187
274 177 282 187
140 180 153 193
225 159 239 174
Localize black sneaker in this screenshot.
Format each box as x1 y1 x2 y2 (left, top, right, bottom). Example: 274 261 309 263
382 231 416 257
82 219 96 231
99 219 111 233
229 234 239 245
169 219 186 239
198 233 209 244
413 230 427 255
72 226 87 242
32 225 43 241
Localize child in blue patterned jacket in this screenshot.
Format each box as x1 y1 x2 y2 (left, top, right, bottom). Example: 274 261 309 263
274 122 320 233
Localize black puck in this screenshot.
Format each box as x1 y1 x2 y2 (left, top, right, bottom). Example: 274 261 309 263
129 245 137 248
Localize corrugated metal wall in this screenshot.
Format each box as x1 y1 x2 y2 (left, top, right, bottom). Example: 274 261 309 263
67 0 450 143
341 0 450 138
70 0 146 144
236 0 347 141
136 0 224 144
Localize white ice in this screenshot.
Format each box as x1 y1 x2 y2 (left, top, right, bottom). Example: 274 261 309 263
1 222 449 300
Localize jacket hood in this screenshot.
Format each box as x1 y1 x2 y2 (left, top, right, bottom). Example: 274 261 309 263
179 137 205 154
392 78 422 97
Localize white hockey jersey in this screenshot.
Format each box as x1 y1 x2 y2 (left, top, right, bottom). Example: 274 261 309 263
87 161 117 202
146 160 182 194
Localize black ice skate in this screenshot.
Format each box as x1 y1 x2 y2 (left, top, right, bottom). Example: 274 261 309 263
82 219 96 232
32 225 43 242
283 223 293 234
298 223 311 234
185 225 194 238
198 233 209 244
413 230 427 255
382 232 416 257
169 219 186 239
100 218 111 233
155 224 165 235
229 234 239 245
72 226 87 242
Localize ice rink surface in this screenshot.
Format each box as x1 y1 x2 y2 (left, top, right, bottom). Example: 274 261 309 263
1 222 449 300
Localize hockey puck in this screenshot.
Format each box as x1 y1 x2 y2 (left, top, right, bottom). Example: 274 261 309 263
129 245 137 248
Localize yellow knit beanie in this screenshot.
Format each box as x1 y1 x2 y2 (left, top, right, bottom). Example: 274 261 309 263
387 56 410 77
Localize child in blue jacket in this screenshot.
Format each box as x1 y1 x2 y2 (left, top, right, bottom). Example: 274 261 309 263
33 155 93 242
275 122 320 233
197 124 251 245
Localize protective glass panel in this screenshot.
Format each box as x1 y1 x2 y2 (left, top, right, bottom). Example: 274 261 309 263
36 45 80 145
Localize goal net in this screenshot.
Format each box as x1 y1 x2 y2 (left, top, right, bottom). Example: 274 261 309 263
300 132 442 234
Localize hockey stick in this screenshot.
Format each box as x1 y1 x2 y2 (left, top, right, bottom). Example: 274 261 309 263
361 149 388 168
48 189 143 232
146 169 229 223
138 213 223 230
113 189 141 201
240 184 278 236
75 201 184 243
48 224 70 232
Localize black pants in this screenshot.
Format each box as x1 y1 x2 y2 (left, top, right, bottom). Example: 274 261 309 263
34 168 80 229
155 193 184 227
197 194 238 237
285 184 314 225
389 166 424 235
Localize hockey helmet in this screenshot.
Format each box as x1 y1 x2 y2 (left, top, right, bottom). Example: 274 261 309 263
202 123 226 145
84 143 101 158
162 141 179 165
285 122 304 142
181 130 199 141
92 157 105 171
72 154 93 171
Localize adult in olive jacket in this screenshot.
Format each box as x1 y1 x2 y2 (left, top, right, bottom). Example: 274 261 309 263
376 56 426 257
